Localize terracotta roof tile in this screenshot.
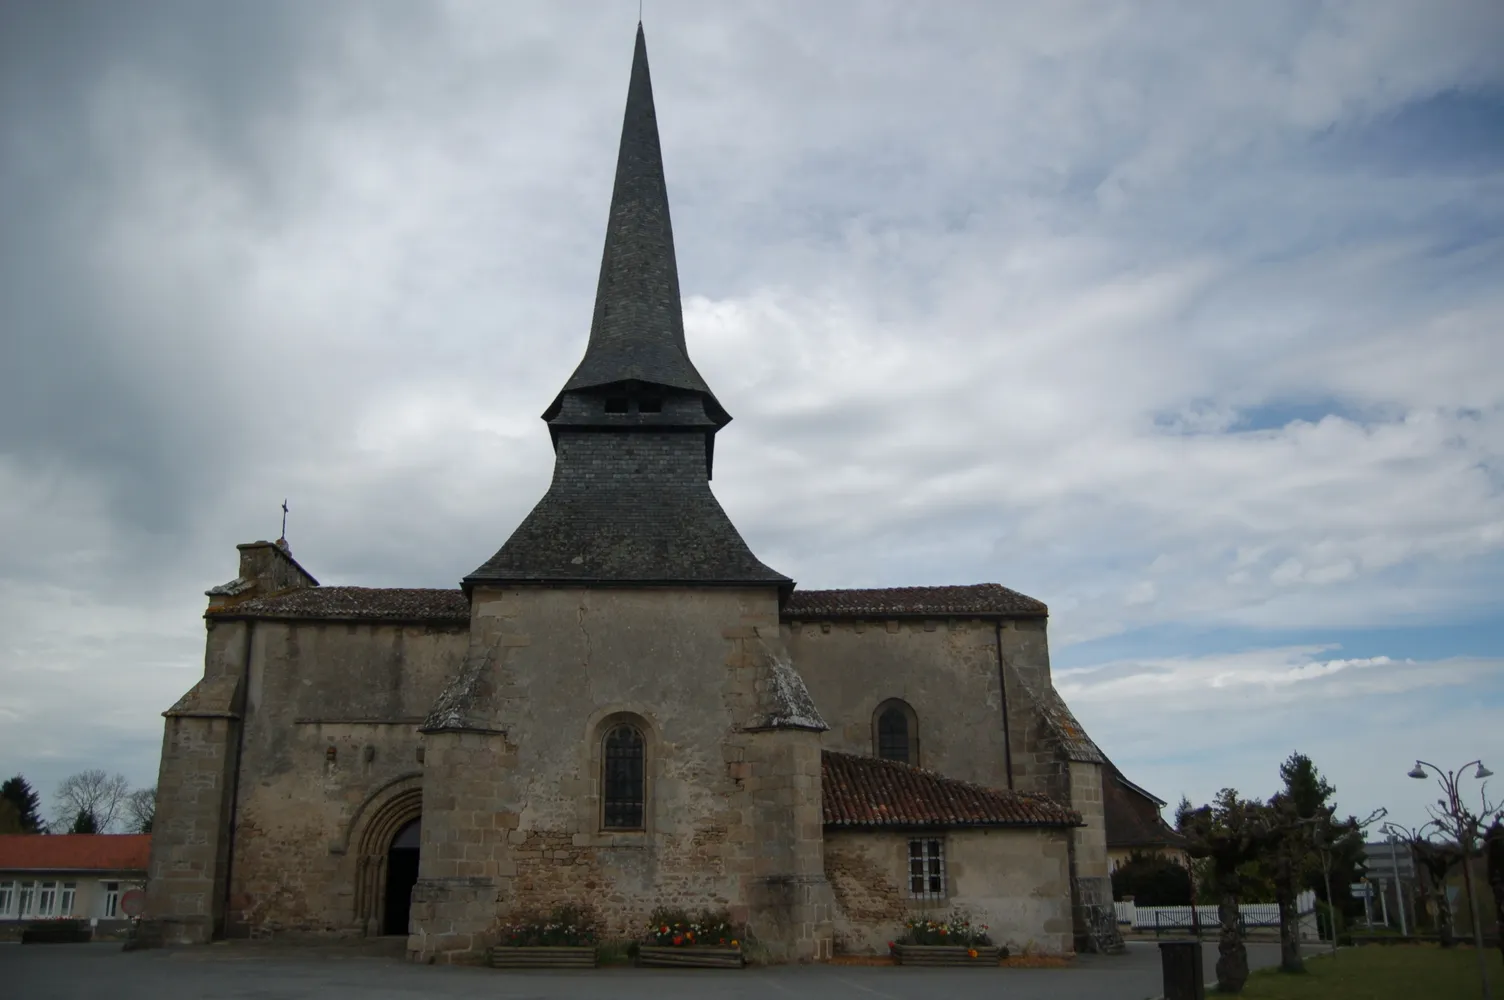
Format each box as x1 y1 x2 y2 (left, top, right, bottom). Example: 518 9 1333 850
0 834 151 872
785 584 1047 619
1103 765 1187 850
821 750 1079 829
206 587 470 624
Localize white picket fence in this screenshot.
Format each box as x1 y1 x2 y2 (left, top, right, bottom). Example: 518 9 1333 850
1116 890 1318 939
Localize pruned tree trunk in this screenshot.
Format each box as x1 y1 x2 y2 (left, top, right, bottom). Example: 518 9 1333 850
1486 827 1504 967
1275 851 1303 973
1216 893 1249 993
1433 885 1456 947
1277 889 1303 972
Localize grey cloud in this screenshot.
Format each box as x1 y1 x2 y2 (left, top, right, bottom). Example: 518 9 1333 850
3 1 1502 807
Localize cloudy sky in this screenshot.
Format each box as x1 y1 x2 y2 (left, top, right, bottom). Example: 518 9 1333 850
2 0 1501 833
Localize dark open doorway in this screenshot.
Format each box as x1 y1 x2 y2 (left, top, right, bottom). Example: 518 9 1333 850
383 817 420 936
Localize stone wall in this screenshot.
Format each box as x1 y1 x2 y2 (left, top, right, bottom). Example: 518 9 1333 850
411 586 832 963
142 617 252 945
222 619 466 938
998 620 1071 801
1068 760 1123 953
824 828 1073 956
782 618 1012 788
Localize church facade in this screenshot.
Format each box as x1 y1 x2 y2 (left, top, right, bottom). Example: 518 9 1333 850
143 26 1126 963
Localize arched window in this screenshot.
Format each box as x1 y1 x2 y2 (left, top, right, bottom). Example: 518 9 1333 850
602 724 645 829
874 699 919 766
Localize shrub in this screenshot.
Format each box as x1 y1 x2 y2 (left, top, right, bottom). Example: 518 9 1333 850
497 904 599 947
1111 851 1194 906
641 906 740 948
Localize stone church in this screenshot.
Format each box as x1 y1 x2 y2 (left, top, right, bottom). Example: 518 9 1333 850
144 25 1131 963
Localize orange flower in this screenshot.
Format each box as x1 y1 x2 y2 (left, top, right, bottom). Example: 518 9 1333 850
968 949 978 959
731 939 739 947
686 932 695 941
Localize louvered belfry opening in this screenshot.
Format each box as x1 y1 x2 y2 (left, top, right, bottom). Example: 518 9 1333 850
463 25 790 595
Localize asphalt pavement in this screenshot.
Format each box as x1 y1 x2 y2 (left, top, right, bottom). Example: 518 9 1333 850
1 939 1286 1000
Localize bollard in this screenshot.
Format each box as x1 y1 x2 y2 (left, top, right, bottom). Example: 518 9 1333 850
1158 939 1206 1000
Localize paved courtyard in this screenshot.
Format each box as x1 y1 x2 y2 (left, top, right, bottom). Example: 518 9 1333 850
3 940 1284 1000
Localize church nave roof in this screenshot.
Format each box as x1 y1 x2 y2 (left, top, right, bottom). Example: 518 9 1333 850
784 583 1048 620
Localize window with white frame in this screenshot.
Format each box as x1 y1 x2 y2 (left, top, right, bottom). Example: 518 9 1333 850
17 882 35 918
59 882 76 916
103 882 120 918
36 881 58 917
0 881 14 918
908 838 946 899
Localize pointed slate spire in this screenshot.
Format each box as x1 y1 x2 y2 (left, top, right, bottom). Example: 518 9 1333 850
547 22 727 427
464 26 789 595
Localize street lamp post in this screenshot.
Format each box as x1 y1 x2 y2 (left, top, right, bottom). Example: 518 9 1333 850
1378 822 1410 936
1409 759 1495 1000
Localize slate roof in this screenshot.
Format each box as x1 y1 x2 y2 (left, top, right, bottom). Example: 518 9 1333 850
464 434 790 590
206 586 470 624
784 583 1048 619
550 24 726 427
821 750 1080 829
465 26 785 593
0 834 151 873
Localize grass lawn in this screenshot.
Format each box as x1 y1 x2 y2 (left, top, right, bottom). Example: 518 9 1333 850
1234 944 1503 999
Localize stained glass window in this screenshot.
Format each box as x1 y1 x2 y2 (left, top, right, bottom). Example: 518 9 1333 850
603 724 645 829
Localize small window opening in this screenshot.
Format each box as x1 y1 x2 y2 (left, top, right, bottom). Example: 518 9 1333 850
639 397 663 413
908 838 946 899
603 724 645 829
604 397 629 414
878 705 911 764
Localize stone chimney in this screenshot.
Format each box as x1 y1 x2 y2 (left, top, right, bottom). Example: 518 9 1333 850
205 538 319 610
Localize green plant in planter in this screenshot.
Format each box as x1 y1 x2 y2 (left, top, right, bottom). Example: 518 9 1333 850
642 907 741 948
497 904 600 947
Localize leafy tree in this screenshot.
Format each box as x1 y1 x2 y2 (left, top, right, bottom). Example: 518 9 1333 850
0 797 21 834
125 786 156 834
1111 851 1193 906
69 809 99 834
52 770 130 833
1177 789 1281 994
1 775 46 833
1262 752 1341 973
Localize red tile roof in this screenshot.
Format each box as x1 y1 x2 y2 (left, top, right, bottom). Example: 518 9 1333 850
0 834 151 872
785 584 1047 619
821 750 1079 829
206 587 470 624
1103 765 1187 850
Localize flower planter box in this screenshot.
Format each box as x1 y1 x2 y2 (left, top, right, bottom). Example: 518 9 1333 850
488 945 598 969
21 920 92 945
893 944 1002 966
637 945 745 968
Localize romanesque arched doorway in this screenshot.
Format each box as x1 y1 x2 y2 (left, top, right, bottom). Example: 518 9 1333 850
351 782 421 937
383 818 420 936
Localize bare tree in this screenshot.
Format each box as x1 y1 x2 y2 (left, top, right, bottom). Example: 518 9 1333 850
1394 823 1462 946
52 770 131 833
125 786 156 834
